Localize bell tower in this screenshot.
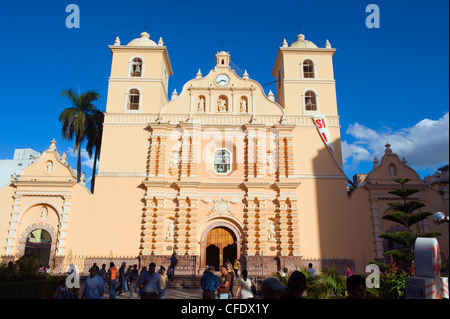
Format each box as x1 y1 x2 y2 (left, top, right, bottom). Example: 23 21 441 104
272 34 338 118
97 32 173 175
105 32 173 114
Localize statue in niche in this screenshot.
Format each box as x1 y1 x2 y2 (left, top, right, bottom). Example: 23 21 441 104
388 163 397 178
46 161 53 173
197 97 205 112
218 98 227 112
166 219 175 241
40 206 48 221
268 219 276 241
169 152 179 176
266 152 275 176
240 97 247 113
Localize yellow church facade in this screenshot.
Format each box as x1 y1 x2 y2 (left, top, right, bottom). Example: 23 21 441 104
0 32 448 275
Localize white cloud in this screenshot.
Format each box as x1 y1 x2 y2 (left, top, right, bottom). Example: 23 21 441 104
342 112 449 170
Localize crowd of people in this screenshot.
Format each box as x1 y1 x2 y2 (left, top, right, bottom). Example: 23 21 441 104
55 253 178 299
201 262 367 300
53 254 367 300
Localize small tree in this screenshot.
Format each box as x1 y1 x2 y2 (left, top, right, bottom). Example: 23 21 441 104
379 178 441 267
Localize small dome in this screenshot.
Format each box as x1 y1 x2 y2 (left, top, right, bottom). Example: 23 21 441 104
127 32 157 47
289 34 318 48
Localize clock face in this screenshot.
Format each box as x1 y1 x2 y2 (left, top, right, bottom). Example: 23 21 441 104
216 74 229 86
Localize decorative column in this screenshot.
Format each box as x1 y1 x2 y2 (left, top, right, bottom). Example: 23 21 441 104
142 184 167 255
246 197 258 255
370 198 384 259
148 126 168 178
278 197 290 256
4 194 22 256
187 196 199 255
258 196 268 254
289 197 301 256
176 196 188 255
56 195 71 256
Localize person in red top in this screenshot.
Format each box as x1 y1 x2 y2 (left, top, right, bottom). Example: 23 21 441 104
108 262 119 299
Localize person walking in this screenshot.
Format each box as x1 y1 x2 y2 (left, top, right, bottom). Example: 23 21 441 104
160 267 168 299
108 262 119 299
129 264 139 298
118 262 126 296
169 253 178 280
82 265 105 299
139 262 161 299
233 259 240 277
218 265 231 299
227 263 235 297
201 266 220 299
235 269 255 299
98 263 107 284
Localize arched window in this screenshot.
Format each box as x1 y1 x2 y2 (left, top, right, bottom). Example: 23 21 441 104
130 58 142 77
214 149 231 174
304 90 317 111
127 89 140 110
303 59 315 78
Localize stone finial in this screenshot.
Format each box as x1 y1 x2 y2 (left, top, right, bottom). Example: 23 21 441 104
373 157 379 168
243 70 249 79
196 69 202 79
48 139 57 151
171 89 178 100
385 143 393 154
402 157 408 165
282 38 288 47
140 31 150 39
325 39 331 48
61 152 68 164
80 172 86 185
114 36 121 46
268 90 275 102
158 37 164 46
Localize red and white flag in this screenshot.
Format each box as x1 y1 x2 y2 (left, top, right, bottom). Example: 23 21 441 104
313 115 347 176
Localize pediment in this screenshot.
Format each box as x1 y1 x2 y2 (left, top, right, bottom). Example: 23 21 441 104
14 140 76 184
159 57 284 121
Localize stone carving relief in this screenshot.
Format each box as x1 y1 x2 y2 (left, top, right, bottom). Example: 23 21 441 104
197 96 205 113
266 151 275 176
240 97 248 113
218 97 228 112
268 219 276 241
166 219 175 241
169 152 179 176
45 161 53 174
40 206 48 221
208 198 234 217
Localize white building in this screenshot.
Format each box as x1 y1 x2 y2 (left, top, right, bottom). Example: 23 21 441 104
0 149 39 188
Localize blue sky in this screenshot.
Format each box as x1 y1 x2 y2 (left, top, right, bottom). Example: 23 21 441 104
0 0 448 187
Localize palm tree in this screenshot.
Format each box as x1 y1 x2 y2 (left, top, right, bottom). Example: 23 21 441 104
59 89 99 183
85 109 104 192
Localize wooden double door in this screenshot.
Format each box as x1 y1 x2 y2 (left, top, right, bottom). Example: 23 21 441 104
205 227 237 270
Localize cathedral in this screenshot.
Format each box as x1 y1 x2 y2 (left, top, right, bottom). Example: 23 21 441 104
0 31 447 276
